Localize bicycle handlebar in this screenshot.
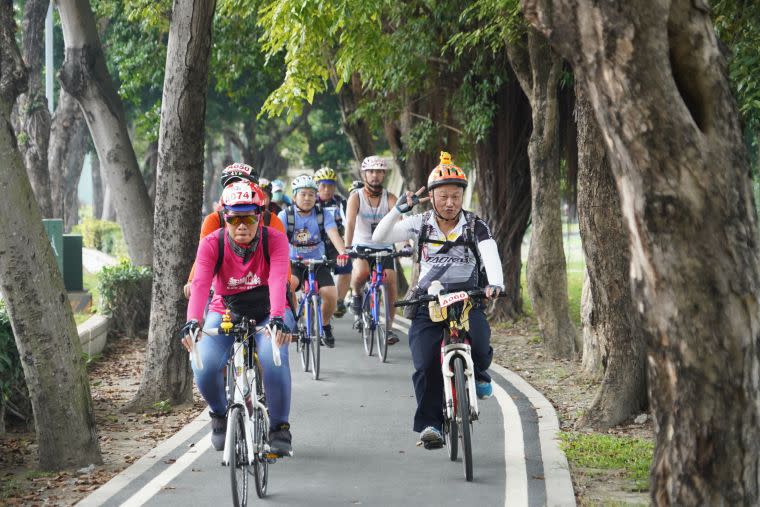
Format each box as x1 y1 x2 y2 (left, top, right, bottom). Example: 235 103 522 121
347 247 413 260
394 288 506 307
292 256 337 269
197 318 285 368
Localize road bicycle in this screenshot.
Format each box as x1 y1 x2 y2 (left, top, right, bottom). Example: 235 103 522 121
190 310 284 505
395 287 502 482
292 256 335 380
349 246 411 362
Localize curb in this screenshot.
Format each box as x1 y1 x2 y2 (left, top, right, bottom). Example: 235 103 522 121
76 410 208 506
77 314 110 356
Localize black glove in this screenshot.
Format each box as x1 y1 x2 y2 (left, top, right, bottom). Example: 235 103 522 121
180 319 200 339
268 316 291 335
395 193 420 213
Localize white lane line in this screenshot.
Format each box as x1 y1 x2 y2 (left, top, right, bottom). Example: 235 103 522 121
120 437 212 506
491 364 576 507
78 410 208 506
492 379 529 506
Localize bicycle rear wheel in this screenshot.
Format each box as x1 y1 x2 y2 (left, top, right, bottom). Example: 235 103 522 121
454 357 473 481
310 298 321 380
252 407 268 498
362 293 374 356
376 285 389 363
229 406 249 506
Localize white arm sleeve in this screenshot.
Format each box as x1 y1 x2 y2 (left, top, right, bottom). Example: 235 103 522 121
371 207 421 244
478 239 504 289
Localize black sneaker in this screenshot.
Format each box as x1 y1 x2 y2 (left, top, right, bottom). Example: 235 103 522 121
386 330 400 345
322 324 335 348
209 411 227 451
350 295 362 316
268 423 293 457
334 300 347 318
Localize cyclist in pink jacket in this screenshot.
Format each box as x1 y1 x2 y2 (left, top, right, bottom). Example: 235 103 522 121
181 181 295 456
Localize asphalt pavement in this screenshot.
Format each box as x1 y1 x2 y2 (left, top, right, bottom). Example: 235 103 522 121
79 314 574 507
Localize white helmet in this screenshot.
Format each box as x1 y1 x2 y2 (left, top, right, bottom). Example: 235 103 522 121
361 156 388 171
291 174 318 193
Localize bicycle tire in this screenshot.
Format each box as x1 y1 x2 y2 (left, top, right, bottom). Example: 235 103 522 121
310 297 321 380
376 285 389 362
229 406 249 506
362 292 374 356
252 405 268 498
299 305 310 372
454 357 473 481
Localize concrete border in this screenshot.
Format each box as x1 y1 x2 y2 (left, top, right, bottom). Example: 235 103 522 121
77 314 110 356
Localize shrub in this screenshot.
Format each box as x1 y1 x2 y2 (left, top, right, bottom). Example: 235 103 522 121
0 300 31 430
73 217 128 258
98 260 152 338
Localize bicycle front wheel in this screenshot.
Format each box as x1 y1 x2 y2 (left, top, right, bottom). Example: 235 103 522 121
454 357 473 481
252 406 268 498
299 306 310 372
229 407 249 506
310 298 321 380
362 293 374 356
376 285 389 363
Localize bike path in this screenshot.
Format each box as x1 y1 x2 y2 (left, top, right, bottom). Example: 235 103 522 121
80 316 574 506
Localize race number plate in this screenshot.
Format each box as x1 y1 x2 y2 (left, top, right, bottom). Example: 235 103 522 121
438 291 469 308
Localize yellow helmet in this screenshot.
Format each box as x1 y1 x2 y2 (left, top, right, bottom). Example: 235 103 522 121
314 167 337 183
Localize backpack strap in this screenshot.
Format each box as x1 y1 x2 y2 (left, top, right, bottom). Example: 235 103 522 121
263 210 272 227
316 204 328 243
416 210 433 263
214 230 225 276
286 205 296 241
261 225 270 266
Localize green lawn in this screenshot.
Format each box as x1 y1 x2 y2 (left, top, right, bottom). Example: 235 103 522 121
72 269 101 325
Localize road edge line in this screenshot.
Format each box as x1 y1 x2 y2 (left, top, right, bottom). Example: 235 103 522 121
490 363 576 507
492 379 529 506
76 410 208 506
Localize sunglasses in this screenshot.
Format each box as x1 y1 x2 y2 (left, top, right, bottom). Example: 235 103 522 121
224 214 260 226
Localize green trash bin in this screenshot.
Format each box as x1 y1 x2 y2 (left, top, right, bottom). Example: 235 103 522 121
42 219 64 274
63 234 83 291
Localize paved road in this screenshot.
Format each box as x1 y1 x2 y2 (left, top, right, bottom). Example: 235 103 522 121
80 315 574 506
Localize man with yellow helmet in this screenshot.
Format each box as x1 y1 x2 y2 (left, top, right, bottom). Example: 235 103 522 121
372 152 504 449
314 167 351 317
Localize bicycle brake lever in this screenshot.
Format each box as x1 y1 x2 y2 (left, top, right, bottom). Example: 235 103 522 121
189 328 203 370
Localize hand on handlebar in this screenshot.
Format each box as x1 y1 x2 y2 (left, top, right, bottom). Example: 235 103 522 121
485 285 502 299
180 320 201 352
337 252 349 267
268 316 292 348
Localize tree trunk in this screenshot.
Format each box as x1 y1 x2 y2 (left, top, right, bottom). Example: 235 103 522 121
579 272 602 377
474 62 532 321
56 0 154 266
525 0 760 502
14 0 53 217
332 72 374 162
91 150 103 218
141 141 159 204
203 134 216 214
509 32 576 357
575 85 647 429
49 87 87 229
0 1 101 469
128 0 215 411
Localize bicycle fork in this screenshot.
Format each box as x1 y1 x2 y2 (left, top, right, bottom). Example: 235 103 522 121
441 344 480 422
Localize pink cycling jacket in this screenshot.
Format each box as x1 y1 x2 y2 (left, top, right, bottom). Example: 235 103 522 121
187 226 290 323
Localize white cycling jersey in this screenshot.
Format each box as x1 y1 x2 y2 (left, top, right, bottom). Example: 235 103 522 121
353 189 392 249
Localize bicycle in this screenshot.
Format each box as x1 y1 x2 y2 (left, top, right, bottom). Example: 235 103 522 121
189 310 284 505
292 256 335 380
395 287 502 482
349 246 411 362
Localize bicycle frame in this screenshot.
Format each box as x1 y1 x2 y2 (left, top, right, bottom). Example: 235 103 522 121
440 301 480 423
363 257 386 330
295 265 323 339
221 326 271 468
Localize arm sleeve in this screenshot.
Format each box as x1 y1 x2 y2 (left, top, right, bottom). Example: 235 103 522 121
371 207 422 244
187 234 218 322
477 239 504 289
187 213 221 282
324 209 337 230
267 230 290 318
